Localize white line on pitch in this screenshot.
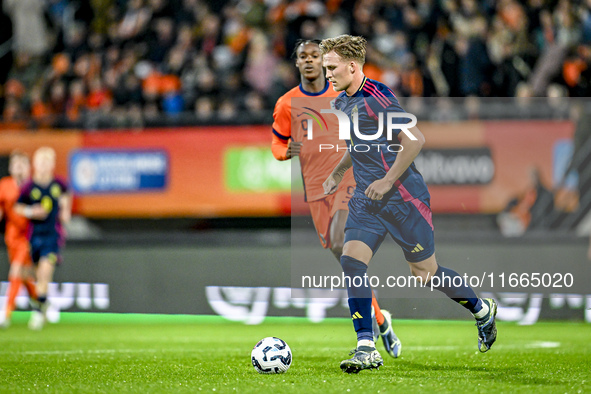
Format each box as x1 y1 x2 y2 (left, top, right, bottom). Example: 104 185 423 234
2 341 561 356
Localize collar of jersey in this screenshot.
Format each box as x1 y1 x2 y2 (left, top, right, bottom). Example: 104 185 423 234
342 76 368 98
298 80 330 96
350 76 368 97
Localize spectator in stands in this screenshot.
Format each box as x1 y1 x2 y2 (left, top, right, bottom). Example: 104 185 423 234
3 0 50 61
29 85 52 127
147 18 176 63
118 0 151 43
0 0 13 107
194 96 214 121
497 167 554 237
218 98 237 122
65 78 86 121
0 0 590 127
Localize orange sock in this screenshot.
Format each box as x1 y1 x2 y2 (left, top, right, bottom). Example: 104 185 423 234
5 277 22 319
371 291 385 326
23 278 37 300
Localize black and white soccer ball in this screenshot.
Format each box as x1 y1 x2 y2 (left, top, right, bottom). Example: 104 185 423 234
251 337 292 374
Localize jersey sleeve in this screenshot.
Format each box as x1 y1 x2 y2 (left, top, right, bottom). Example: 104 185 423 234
363 82 410 139
56 177 69 193
271 95 291 161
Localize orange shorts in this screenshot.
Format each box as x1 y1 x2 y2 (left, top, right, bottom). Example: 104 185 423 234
308 172 355 249
6 238 32 266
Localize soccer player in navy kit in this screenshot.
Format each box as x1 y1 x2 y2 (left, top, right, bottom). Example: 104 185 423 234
320 35 498 373
15 147 71 330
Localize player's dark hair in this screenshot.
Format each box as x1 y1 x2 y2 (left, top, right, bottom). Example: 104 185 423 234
291 39 322 59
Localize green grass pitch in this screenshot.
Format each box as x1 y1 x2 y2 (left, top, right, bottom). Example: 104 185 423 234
0 313 589 393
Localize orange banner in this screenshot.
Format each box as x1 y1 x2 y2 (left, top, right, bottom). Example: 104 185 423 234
420 120 574 213
76 127 291 217
0 121 575 217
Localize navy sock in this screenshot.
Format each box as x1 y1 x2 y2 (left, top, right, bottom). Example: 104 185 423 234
429 265 482 313
341 255 373 342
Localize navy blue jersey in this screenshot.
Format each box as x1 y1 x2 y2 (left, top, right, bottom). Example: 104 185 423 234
18 178 68 238
335 77 429 205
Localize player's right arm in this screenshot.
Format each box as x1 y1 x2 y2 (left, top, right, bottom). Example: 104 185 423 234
13 203 49 221
271 95 302 160
15 185 48 220
365 126 425 200
323 150 353 195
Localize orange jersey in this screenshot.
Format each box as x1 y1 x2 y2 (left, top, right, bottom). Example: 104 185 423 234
0 176 29 247
272 81 350 201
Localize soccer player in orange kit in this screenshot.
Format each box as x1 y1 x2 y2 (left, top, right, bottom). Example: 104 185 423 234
0 151 39 328
271 39 401 358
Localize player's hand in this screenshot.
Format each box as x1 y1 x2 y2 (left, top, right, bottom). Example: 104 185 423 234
30 204 49 220
365 178 394 201
323 172 342 195
286 140 302 159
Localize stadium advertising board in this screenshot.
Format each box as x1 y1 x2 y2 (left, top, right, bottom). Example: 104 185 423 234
223 146 291 192
0 121 574 217
70 150 168 194
1 241 588 324
76 127 292 217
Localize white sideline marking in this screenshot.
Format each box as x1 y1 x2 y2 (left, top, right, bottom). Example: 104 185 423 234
523 341 561 349
2 342 561 356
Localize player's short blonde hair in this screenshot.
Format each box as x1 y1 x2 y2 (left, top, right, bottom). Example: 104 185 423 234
34 147 56 162
320 35 367 65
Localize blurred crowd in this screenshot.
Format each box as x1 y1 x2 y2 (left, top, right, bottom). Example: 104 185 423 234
0 0 590 129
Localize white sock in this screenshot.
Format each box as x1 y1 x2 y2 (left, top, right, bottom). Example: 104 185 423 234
473 300 489 319
358 339 375 349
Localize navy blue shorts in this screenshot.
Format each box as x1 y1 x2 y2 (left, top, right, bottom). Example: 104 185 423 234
30 235 62 265
344 195 435 263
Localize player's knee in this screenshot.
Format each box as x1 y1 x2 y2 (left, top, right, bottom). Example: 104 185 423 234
330 242 343 259
342 241 373 263
8 264 23 279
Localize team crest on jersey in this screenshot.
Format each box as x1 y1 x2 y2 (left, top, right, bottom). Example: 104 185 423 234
50 184 61 198
329 99 336 110
30 188 41 201
351 105 358 122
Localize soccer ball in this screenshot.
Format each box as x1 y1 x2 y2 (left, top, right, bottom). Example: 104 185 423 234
251 337 292 374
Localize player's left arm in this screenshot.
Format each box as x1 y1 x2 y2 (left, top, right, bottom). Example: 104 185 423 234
59 192 72 225
365 126 425 200
15 184 49 220
55 177 72 225
272 96 300 160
